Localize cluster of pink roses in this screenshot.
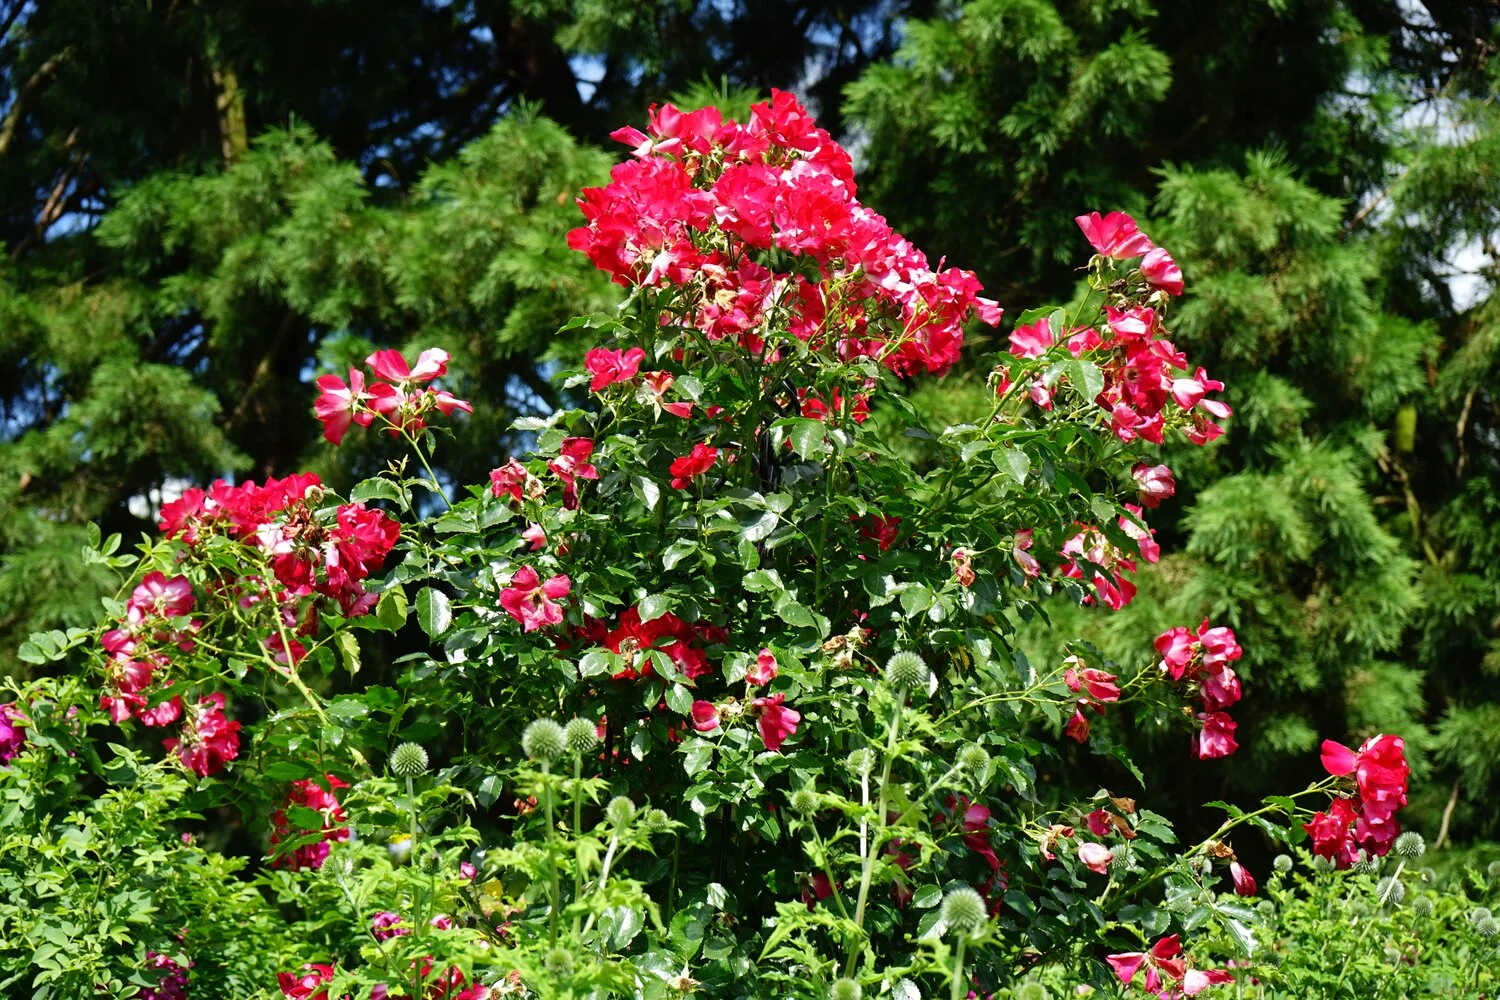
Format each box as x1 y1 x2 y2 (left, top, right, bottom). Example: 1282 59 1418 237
97 571 242 777
314 348 472 445
1154 620 1245 759
1304 734 1410 865
567 90 1001 378
137 950 192 1000
1056 505 1160 612
269 774 351 871
1107 935 1234 997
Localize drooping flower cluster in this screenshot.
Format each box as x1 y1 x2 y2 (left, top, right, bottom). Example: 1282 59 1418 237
1154 620 1245 759
1062 661 1122 744
1106 935 1234 997
314 347 472 445
567 90 1001 380
1058 505 1160 611
277 963 336 1000
491 437 599 511
1303 734 1410 866
0 702 26 765
270 774 351 871
162 692 241 778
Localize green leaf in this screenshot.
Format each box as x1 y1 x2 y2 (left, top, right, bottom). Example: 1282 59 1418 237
349 477 406 504
1066 358 1105 401
743 569 785 595
665 683 694 714
334 632 361 676
740 509 779 543
900 583 933 617
579 649 615 678
786 417 828 457
662 541 697 571
999 447 1030 485
639 592 673 623
376 586 408 631
415 587 452 639
681 738 715 776
774 597 816 628
911 884 942 909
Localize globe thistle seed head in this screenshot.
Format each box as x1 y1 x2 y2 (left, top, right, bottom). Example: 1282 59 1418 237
1488 860 1500 879
390 742 430 777
1412 895 1434 917
1394 831 1425 860
940 886 987 937
605 796 636 827
522 719 566 762
1310 855 1333 875
884 650 929 689
563 717 598 756
1376 876 1406 907
1256 900 1276 918
1470 906 1493 926
1272 854 1293 874
1351 851 1380 875
958 743 990 777
645 808 672 834
1478 916 1500 938
544 947 574 975
829 978 862 1000
789 786 819 815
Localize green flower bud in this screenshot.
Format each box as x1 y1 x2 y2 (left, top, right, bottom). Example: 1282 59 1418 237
522 719 566 762
389 741 430 777
605 795 636 827
846 748 874 776
1256 900 1276 918
958 743 990 777
564 717 598 756
1376 876 1406 907
884 650 929 689
940 885 987 937
1310 855 1333 875
544 947 574 975
829 978 862 1000
789 786 819 815
1412 895 1434 917
1272 854 1293 874
1394 831 1425 860
644 808 672 834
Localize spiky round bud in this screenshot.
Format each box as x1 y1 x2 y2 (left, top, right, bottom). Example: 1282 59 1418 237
1167 892 1194 914
1488 860 1500 879
846 748 874 776
1310 855 1333 875
958 744 990 777
1015 984 1049 1000
1351 851 1380 875
790 786 819 815
1412 895 1434 917
390 742 429 777
544 947 574 975
1256 900 1276 918
564 717 598 756
1376 876 1406 907
605 796 636 827
1273 854 1293 874
1478 916 1500 938
644 808 672 834
1470 906 1493 926
1394 831 1425 860
884 650 929 689
829 978 862 1000
940 886 987 937
522 719 566 762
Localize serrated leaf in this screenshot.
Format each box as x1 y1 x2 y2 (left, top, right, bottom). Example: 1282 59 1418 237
639 592 673 623
415 587 452 638
376 586 408 631
334 632 361 676
740 509 779 543
774 597 816 628
1000 447 1030 485
787 417 828 457
900 584 932 617
665 683 694 714
911 884 941 909
349 477 406 504
1066 358 1105 401
743 569 785 594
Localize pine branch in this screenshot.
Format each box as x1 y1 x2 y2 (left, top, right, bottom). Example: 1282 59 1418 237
0 47 72 157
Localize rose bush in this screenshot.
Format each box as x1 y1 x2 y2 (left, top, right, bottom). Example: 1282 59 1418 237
0 91 1462 999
